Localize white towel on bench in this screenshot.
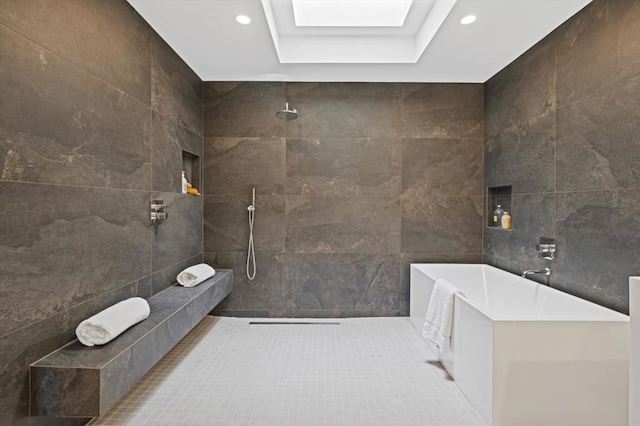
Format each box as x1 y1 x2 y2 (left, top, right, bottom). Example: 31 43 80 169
422 279 463 349
76 297 150 347
177 263 216 288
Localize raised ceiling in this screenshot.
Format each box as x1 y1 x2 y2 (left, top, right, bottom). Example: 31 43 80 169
127 0 592 82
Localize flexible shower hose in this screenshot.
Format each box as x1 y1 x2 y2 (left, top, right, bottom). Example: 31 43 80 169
246 204 256 280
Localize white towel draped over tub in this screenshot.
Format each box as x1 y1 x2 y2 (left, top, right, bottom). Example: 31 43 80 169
76 297 150 347
177 263 216 288
422 278 463 349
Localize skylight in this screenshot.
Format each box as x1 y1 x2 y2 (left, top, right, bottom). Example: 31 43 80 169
292 0 414 27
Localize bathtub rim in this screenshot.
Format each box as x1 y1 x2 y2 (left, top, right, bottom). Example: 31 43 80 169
411 263 629 323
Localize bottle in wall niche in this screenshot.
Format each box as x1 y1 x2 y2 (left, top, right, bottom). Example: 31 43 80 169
493 205 504 227
501 212 512 230
181 171 188 194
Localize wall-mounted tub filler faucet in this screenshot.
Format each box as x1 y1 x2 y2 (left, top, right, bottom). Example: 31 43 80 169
521 267 551 278
150 200 168 225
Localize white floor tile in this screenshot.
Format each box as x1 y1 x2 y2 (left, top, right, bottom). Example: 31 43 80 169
90 317 484 426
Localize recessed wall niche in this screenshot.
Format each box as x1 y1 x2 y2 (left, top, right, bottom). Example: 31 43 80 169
182 150 201 192
487 185 512 229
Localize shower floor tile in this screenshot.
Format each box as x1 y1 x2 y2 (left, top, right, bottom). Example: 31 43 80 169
89 317 484 426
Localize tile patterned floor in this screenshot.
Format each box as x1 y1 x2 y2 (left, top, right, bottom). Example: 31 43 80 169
89 317 484 426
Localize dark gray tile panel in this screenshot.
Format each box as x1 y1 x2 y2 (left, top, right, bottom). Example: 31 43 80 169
203 137 285 195
399 84 484 139
284 254 404 313
0 26 151 190
556 84 640 191
484 115 556 194
285 83 401 139
203 82 285 137
286 195 401 254
203 195 285 253
0 182 151 337
402 138 483 196
286 138 401 196
556 0 640 104
401 194 483 254
485 34 556 137
0 0 153 104
151 37 203 135
554 190 640 313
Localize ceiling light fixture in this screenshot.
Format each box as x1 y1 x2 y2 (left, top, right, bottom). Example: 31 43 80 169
460 15 477 25
236 15 251 25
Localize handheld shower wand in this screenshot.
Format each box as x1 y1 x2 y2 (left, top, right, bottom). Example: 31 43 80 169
246 188 256 280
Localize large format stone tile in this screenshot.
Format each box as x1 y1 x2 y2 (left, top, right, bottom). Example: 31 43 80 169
203 137 285 195
399 84 484 139
556 0 640 104
203 82 285 137
151 192 203 272
402 138 483 196
556 81 640 191
286 195 401 254
484 114 556 194
0 182 151 337
485 34 556 137
286 138 400 196
0 26 151 190
401 194 482 254
554 190 640 313
285 83 401 139
152 112 202 193
151 37 202 135
0 279 146 422
0 0 152 104
284 253 404 313
206 252 289 314
203 195 285 253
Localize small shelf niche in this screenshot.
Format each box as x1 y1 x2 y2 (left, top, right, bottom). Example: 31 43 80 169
487 185 512 229
181 150 200 192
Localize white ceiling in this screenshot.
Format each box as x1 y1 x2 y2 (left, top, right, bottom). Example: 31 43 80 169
127 0 592 83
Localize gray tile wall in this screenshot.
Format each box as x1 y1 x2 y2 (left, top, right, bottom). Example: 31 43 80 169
484 0 640 314
0 0 203 422
203 82 484 317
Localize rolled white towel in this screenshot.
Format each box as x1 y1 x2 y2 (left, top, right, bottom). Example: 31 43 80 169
76 297 150 347
177 263 216 287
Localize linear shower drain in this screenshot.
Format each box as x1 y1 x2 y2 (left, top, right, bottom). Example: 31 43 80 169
249 321 341 325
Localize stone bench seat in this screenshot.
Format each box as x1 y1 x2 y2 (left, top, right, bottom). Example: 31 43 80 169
30 270 233 418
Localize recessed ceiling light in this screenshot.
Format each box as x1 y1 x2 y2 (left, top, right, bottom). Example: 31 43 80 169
460 15 477 25
236 15 251 25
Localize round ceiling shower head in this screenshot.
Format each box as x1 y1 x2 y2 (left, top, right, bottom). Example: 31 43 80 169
276 102 298 121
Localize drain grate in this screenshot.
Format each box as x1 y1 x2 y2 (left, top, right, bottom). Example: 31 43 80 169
249 321 341 325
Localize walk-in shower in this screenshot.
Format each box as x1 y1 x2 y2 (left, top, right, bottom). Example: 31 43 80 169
246 188 256 280
276 102 297 121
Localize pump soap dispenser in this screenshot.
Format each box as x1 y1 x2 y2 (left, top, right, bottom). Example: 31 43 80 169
181 171 188 194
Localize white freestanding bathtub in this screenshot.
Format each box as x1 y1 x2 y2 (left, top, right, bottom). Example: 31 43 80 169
410 264 629 426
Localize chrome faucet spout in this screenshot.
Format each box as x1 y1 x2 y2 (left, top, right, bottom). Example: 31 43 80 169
521 267 551 278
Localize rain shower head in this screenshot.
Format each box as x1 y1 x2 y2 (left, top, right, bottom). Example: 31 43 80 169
276 102 298 121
